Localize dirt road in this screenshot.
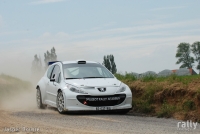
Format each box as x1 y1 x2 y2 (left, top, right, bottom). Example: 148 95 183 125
0 107 200 134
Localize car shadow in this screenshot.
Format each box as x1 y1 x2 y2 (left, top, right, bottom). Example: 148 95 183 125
46 106 144 116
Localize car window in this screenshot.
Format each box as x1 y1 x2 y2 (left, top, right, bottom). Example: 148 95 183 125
97 67 103 75
51 65 61 83
47 65 55 79
68 67 79 75
63 63 114 78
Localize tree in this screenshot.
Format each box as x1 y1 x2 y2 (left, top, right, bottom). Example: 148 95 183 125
103 55 111 71
31 54 42 73
44 47 57 68
176 42 194 69
191 41 200 74
110 55 117 74
103 54 117 74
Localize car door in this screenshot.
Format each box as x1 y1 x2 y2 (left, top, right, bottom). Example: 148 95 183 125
51 72 61 103
48 65 61 105
45 65 55 102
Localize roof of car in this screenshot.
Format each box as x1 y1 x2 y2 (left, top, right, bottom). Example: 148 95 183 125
62 60 99 64
48 60 100 66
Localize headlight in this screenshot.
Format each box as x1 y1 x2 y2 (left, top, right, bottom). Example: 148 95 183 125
116 83 126 93
66 84 88 94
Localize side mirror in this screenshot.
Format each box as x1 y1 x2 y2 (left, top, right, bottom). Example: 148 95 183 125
50 74 56 82
50 79 55 82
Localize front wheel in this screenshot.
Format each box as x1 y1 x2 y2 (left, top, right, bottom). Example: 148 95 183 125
36 88 46 109
56 91 65 114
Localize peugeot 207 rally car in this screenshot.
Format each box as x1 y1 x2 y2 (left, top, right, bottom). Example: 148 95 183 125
36 60 132 114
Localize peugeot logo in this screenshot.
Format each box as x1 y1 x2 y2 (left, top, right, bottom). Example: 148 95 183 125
97 88 106 92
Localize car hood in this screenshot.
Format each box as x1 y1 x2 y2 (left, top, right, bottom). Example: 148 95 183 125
65 78 121 87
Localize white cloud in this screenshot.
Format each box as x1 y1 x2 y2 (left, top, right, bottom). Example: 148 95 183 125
71 20 200 40
106 20 199 33
30 0 65 5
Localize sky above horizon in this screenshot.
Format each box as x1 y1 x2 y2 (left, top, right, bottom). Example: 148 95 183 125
0 0 200 79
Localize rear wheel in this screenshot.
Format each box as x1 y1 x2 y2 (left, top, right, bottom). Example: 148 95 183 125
56 91 65 114
36 88 46 109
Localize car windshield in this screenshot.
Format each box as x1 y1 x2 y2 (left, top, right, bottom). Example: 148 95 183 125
63 63 114 79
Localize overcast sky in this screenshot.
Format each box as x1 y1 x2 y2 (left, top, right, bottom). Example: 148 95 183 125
0 0 200 79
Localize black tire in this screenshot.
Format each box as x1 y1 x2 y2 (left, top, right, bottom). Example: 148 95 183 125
56 91 66 114
36 88 46 109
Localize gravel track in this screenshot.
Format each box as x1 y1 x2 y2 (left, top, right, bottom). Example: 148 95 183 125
0 107 200 134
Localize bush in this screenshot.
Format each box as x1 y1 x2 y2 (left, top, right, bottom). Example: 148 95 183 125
143 86 156 103
157 101 176 118
133 100 154 113
182 100 196 111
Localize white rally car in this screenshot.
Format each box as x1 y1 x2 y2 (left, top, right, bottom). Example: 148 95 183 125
36 60 132 114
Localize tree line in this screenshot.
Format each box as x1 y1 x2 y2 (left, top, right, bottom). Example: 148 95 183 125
31 41 200 77
176 41 200 73
31 47 117 75
31 47 57 74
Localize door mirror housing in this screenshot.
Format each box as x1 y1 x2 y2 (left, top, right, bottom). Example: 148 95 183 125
50 79 55 82
50 74 56 82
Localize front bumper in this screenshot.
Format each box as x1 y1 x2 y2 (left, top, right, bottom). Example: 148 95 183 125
63 94 132 111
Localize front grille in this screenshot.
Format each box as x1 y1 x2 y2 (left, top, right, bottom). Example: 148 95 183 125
76 94 126 107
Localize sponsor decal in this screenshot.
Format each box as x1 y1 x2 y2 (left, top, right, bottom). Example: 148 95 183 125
86 97 120 101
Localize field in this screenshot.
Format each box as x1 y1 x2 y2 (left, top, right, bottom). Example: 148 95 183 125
115 73 200 122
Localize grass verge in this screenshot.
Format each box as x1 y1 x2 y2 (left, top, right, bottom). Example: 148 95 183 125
115 73 200 122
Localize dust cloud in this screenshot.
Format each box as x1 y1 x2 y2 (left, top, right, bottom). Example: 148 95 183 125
0 58 44 111
0 88 37 111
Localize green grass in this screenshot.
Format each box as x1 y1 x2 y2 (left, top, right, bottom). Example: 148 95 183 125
132 100 154 113
143 85 160 103
143 74 200 85
167 74 200 85
115 73 137 81
116 72 200 85
117 72 200 120
141 75 157 82
132 84 163 114
157 101 176 118
197 88 200 95
182 100 196 111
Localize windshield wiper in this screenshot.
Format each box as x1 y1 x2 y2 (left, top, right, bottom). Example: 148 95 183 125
65 78 81 79
83 77 106 79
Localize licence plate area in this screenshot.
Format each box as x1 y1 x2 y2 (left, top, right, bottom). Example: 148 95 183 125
96 107 112 110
